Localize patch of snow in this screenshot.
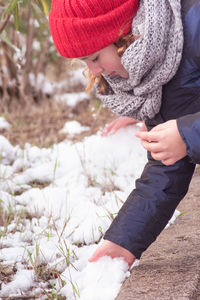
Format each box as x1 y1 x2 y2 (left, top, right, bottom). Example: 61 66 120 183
0 124 180 299
165 210 181 229
60 257 129 300
55 91 89 107
0 269 35 297
0 116 11 130
68 67 88 87
0 247 28 263
60 120 90 136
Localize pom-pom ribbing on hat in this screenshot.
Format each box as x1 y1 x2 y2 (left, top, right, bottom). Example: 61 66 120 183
49 0 139 58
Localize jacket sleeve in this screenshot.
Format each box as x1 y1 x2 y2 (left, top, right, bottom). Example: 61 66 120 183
175 1 200 165
104 154 195 259
185 0 200 69
177 112 200 164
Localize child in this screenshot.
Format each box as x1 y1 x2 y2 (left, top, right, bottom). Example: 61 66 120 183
49 0 200 267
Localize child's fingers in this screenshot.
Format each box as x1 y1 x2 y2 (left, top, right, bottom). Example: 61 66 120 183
101 128 116 136
88 249 103 263
161 158 177 166
101 121 119 136
101 126 112 136
141 140 162 152
101 117 139 137
151 151 169 161
135 131 160 142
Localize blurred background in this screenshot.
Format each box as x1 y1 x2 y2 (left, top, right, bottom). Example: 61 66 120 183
0 0 115 147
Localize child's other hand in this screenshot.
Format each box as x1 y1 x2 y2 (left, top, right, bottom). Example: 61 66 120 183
101 117 139 136
135 120 187 165
88 240 136 268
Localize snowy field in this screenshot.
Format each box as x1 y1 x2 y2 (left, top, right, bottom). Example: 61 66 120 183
0 77 180 299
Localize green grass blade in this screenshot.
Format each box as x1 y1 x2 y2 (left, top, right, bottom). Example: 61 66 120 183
6 0 19 14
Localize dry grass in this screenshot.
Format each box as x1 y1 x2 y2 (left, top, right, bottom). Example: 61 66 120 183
0 95 116 148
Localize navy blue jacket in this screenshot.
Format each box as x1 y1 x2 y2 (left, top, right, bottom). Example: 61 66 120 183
104 0 200 259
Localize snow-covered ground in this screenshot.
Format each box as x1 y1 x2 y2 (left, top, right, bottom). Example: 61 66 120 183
0 117 180 299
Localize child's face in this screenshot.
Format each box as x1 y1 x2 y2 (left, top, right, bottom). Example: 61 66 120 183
80 44 129 78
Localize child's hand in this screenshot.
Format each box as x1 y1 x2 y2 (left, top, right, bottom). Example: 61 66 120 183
88 240 136 268
101 117 139 136
135 120 187 165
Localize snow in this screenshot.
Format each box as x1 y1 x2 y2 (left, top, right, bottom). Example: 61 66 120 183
60 120 90 135
0 124 180 299
29 72 56 95
0 269 35 297
0 116 11 130
60 256 130 300
67 67 88 87
55 92 89 107
29 67 88 98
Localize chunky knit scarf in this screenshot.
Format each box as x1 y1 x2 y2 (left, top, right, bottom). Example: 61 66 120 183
97 0 183 121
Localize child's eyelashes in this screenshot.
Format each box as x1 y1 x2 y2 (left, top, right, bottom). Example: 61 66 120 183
92 56 98 62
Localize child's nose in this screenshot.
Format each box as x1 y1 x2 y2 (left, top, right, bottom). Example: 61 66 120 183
87 62 103 76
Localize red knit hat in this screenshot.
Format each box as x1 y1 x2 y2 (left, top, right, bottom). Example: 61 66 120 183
49 0 139 58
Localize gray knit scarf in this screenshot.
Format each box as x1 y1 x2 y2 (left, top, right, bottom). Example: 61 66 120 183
97 0 183 121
